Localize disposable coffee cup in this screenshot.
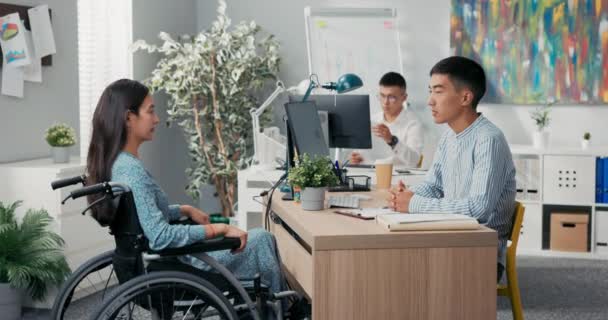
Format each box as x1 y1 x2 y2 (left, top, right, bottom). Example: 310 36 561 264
375 157 393 189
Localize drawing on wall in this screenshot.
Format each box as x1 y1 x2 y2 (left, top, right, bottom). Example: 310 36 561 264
0 12 30 67
450 0 608 104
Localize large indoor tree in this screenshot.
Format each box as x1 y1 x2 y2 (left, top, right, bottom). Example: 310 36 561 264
133 0 280 216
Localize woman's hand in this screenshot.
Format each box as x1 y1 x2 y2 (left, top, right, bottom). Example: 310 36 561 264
181 205 210 225
220 224 248 254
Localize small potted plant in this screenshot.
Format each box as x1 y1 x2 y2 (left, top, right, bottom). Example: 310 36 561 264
45 123 76 163
529 101 553 149
287 154 339 211
581 132 591 150
0 201 71 320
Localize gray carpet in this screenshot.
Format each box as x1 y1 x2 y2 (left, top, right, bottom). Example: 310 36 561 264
22 256 608 319
497 256 608 320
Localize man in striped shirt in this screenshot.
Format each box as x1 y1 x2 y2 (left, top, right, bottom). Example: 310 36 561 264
388 56 516 282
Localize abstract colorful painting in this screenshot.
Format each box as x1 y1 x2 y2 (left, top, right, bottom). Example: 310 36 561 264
451 0 608 104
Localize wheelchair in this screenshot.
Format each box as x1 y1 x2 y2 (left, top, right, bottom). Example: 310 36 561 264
50 175 307 320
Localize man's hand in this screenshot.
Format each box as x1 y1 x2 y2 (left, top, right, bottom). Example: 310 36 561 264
373 123 393 143
350 152 364 164
181 205 210 225
387 187 414 213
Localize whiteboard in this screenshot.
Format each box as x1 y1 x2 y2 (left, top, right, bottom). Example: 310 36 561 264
305 7 403 116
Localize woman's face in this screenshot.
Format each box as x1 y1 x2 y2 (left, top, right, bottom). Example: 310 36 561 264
126 95 159 142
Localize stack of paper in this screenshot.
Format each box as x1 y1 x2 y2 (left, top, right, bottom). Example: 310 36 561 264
377 213 480 231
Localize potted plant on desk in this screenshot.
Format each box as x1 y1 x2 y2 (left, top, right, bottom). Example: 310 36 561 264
287 154 339 211
0 201 70 320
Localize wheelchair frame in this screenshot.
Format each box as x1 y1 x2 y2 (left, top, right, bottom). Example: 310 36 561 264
50 175 300 320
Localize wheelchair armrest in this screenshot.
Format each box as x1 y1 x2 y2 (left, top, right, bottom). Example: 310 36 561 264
169 217 197 225
149 237 241 257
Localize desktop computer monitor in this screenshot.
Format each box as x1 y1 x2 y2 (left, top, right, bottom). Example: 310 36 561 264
283 101 330 161
289 95 372 149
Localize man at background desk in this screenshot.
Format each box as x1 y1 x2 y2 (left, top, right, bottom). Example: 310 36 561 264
388 56 516 282
350 72 424 168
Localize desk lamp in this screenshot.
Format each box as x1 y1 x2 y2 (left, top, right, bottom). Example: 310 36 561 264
250 73 363 169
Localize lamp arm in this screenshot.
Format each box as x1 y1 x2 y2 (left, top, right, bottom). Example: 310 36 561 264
250 81 287 165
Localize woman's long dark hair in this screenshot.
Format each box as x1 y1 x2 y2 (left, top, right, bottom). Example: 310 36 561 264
86 79 149 226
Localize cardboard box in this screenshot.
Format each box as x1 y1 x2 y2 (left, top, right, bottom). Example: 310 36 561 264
550 213 589 252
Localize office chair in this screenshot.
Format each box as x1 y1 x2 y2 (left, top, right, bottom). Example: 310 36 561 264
416 154 424 168
497 201 525 320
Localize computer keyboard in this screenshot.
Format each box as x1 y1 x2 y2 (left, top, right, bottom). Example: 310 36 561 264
328 195 360 209
328 184 370 192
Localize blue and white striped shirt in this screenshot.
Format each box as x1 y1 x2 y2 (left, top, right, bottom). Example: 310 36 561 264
409 115 516 267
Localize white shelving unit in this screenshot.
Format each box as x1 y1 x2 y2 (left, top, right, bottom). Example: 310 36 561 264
511 144 608 258
0 157 114 307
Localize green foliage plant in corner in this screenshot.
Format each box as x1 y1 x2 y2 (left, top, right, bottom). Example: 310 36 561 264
132 0 280 216
287 154 339 190
0 200 71 301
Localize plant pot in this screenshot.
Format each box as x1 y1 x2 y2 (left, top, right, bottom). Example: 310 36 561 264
0 283 21 320
532 131 550 149
300 187 326 211
51 146 70 163
581 139 590 150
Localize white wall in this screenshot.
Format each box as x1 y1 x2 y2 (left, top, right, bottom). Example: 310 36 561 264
0 0 78 163
196 0 451 165
197 0 608 155
132 0 198 206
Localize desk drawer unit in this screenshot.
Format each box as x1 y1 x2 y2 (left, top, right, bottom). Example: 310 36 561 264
272 221 313 297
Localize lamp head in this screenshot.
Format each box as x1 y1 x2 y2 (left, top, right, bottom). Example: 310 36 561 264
302 73 363 101
322 73 363 93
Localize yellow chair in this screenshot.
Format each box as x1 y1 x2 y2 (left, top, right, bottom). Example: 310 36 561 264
416 154 424 168
497 201 525 320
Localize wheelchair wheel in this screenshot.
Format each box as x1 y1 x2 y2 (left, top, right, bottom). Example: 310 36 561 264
51 250 118 320
91 271 239 320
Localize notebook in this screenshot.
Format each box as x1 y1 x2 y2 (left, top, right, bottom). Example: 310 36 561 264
334 207 397 220
377 213 480 231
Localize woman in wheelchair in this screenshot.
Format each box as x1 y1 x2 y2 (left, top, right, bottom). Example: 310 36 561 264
84 79 289 317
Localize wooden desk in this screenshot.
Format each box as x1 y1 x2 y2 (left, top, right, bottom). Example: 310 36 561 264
266 190 497 320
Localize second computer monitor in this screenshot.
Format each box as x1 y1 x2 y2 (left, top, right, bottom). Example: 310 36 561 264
289 94 372 149
284 101 330 160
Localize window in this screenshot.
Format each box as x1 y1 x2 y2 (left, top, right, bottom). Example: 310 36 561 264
77 0 132 160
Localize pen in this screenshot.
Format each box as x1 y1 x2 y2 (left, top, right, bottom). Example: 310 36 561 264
334 160 343 183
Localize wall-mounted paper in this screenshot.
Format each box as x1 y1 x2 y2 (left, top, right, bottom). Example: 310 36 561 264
1 59 24 98
0 13 31 67
28 5 56 58
23 30 41 82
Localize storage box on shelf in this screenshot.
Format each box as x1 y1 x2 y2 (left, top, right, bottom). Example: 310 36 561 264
510 144 608 258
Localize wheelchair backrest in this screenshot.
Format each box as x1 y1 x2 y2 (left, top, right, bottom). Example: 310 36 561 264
109 191 150 284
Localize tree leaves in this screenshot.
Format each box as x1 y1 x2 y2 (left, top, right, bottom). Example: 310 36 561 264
132 0 281 209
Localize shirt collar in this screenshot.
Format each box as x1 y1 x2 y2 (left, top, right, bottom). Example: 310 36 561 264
384 107 407 125
453 113 485 139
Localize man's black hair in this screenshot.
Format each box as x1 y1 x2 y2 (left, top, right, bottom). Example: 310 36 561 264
379 72 407 91
430 56 486 110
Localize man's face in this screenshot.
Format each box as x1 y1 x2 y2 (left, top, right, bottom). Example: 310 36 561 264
427 74 471 124
378 85 407 116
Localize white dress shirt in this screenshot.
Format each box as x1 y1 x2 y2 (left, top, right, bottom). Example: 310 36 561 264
358 107 424 168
